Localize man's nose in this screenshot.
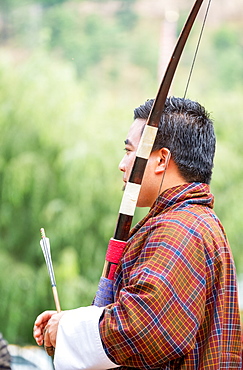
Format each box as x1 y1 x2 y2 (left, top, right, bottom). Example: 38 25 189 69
119 156 126 172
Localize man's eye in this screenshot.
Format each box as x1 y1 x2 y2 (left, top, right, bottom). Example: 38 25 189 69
124 148 131 154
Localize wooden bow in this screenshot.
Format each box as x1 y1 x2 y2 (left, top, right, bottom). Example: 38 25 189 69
94 0 205 306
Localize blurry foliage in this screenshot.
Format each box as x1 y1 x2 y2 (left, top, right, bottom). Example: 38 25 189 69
211 26 243 89
43 8 123 77
115 0 138 29
0 0 69 11
0 48 147 345
0 0 243 346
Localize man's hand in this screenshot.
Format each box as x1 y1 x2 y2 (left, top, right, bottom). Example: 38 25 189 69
33 310 65 348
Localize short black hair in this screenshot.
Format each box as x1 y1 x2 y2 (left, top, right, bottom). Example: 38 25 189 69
134 97 215 184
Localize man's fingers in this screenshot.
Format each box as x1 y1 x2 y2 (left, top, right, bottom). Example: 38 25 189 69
43 327 52 348
34 310 56 326
33 310 65 347
33 325 44 346
33 310 56 345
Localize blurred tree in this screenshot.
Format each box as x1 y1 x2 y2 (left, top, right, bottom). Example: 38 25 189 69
42 5 139 77
115 0 138 30
0 49 143 344
0 0 30 11
212 26 243 89
39 0 69 6
43 9 115 76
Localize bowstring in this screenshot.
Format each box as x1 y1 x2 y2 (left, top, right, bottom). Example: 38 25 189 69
184 0 212 99
148 0 212 235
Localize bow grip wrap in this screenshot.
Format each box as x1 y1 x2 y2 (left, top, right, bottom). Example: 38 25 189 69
106 238 126 263
93 239 126 307
93 278 114 307
105 238 126 280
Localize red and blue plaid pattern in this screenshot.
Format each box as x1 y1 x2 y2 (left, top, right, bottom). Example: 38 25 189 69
100 183 242 369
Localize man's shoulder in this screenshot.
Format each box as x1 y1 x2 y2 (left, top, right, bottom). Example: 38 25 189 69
157 201 216 225
151 203 223 243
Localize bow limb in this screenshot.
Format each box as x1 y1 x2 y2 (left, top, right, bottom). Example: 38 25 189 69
94 0 205 305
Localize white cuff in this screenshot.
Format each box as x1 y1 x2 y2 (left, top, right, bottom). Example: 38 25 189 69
54 306 120 370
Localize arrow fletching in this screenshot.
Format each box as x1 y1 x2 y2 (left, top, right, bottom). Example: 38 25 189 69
40 228 61 313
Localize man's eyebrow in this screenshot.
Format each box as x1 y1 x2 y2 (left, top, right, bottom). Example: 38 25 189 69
124 139 132 146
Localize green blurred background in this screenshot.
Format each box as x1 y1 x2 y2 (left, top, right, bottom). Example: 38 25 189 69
0 0 243 346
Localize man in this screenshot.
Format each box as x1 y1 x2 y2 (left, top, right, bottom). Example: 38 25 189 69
34 97 242 369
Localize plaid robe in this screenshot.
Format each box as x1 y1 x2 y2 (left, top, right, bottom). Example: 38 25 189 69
100 183 242 369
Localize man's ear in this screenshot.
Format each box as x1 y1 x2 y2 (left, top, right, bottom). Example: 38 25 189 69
154 148 171 174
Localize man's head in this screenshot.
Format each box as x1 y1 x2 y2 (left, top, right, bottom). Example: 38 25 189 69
134 96 216 185
119 96 215 208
